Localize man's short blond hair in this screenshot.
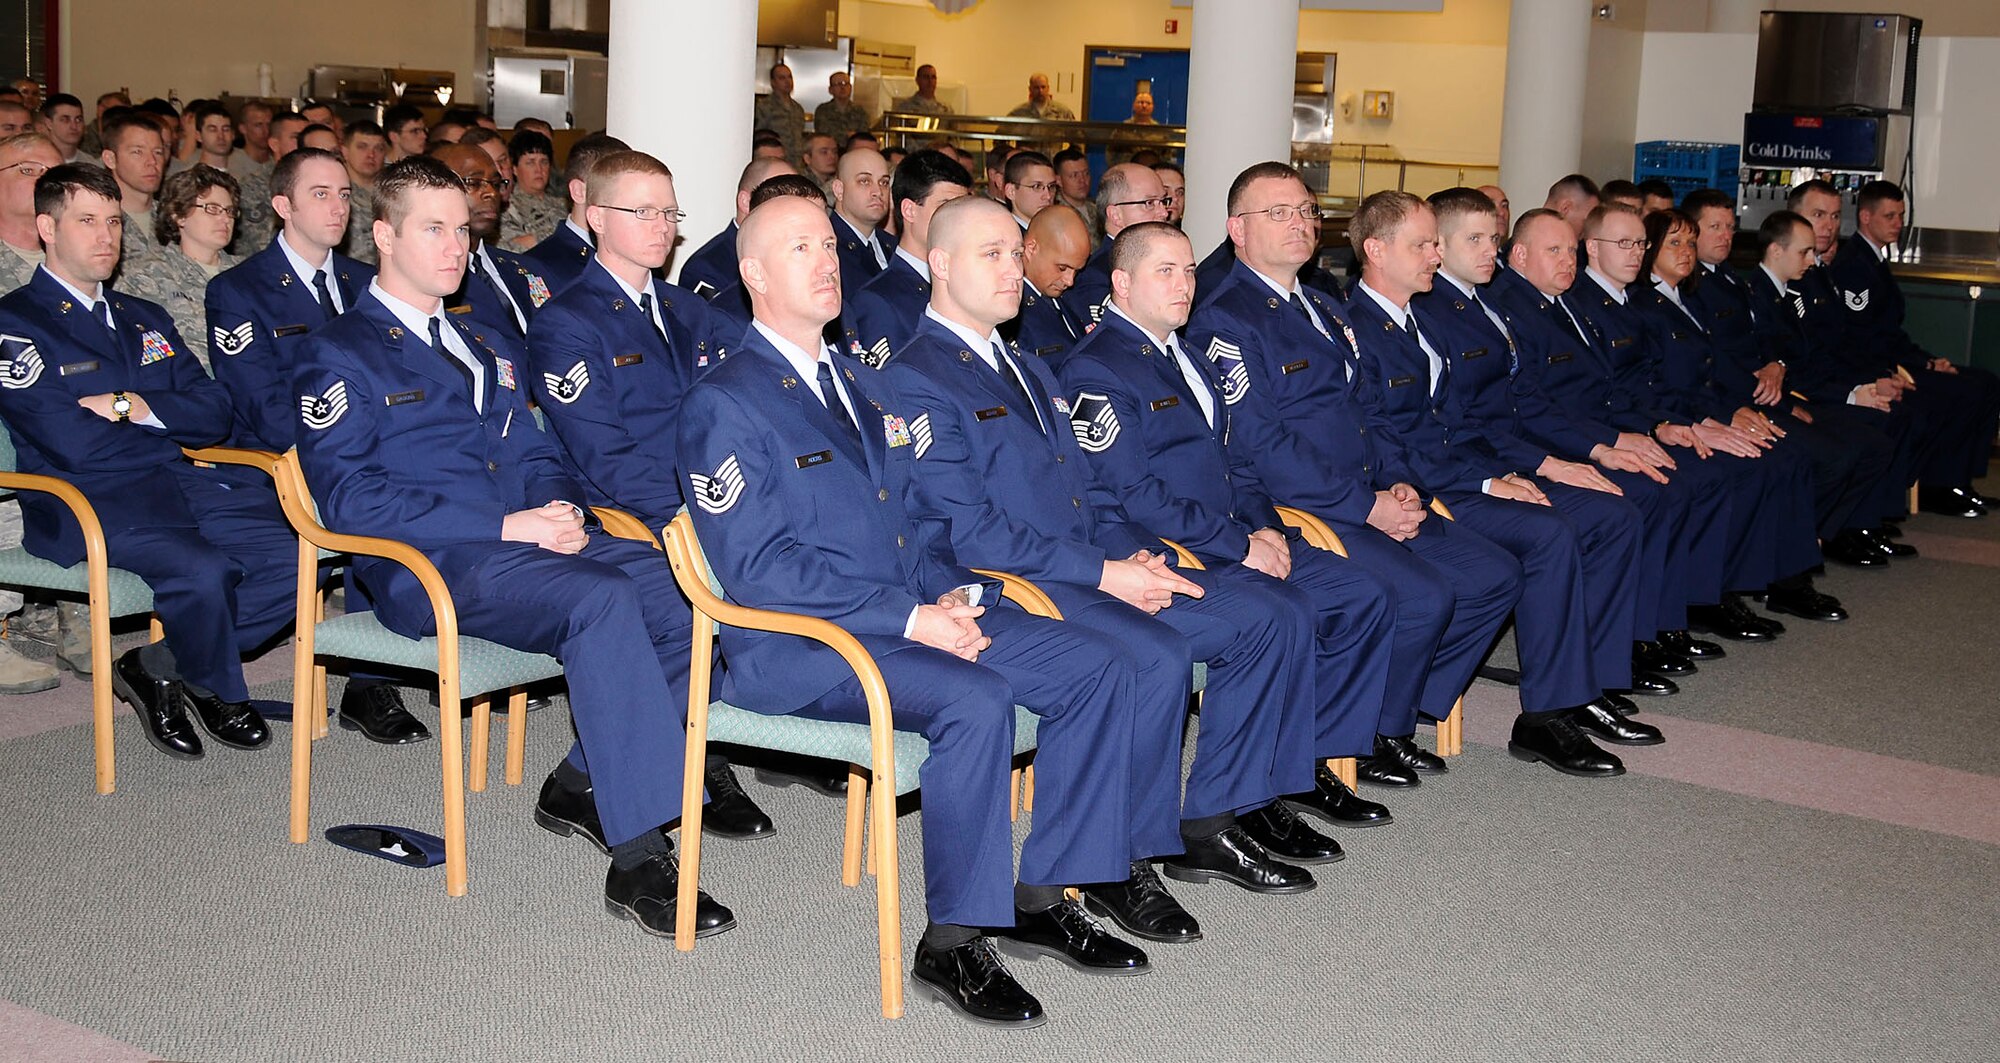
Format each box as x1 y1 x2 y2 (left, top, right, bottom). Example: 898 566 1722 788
584 150 672 205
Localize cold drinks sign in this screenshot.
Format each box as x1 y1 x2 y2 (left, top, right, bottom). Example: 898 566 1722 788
1741 112 1886 170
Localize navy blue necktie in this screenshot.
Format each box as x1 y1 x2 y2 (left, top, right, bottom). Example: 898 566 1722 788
312 269 338 322
816 360 860 443
429 317 478 408
993 342 1043 434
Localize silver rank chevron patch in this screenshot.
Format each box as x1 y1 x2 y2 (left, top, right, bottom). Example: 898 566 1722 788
909 413 934 459
544 360 589 403
300 380 349 430
864 336 893 367
213 322 256 356
1069 392 1119 453
1205 337 1249 405
0 335 44 389
1843 289 1870 312
688 453 746 515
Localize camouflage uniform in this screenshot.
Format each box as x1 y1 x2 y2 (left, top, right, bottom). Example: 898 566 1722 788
753 93 808 160
342 184 379 265
121 244 237 372
233 166 276 257
1007 99 1076 121
813 99 871 147
0 243 39 295
120 207 160 266
500 188 568 251
0 242 42 617
894 94 953 116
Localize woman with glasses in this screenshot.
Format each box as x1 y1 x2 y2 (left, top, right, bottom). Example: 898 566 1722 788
501 129 566 250
122 166 239 370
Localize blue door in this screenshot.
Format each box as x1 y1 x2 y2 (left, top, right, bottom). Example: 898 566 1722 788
1083 47 1190 178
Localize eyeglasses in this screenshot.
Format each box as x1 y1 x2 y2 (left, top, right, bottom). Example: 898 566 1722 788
461 177 504 192
1015 181 1058 194
595 204 687 223
1589 236 1652 251
187 202 239 218
1233 202 1322 223
1112 196 1170 213
0 162 48 179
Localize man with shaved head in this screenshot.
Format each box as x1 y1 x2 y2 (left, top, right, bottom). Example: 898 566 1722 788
678 156 797 296
1010 202 1091 361
1061 162 1171 324
431 143 552 341
830 146 896 302
886 194 1328 941
682 194 1160 1028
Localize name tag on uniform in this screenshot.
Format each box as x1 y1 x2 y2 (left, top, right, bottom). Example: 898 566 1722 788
446 305 474 315
1281 359 1310 375
273 324 309 338
975 406 1009 421
1150 396 1180 411
385 389 426 406
1610 337 1634 349
613 353 644 368
795 450 832 468
1548 353 1573 364
1462 347 1490 360
1034 345 1064 357
58 359 99 376
1387 374 1416 388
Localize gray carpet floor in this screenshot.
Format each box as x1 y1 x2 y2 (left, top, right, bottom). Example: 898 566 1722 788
1 508 1997 1061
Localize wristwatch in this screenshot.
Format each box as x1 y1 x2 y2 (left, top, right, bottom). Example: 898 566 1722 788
110 392 132 422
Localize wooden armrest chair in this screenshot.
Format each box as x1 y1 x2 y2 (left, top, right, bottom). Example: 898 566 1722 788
266 451 567 897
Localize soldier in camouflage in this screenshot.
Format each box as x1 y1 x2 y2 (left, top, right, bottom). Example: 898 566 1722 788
123 167 241 371
499 130 565 251
753 63 808 161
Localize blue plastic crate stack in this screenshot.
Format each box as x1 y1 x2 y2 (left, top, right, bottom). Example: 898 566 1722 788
1633 141 1741 201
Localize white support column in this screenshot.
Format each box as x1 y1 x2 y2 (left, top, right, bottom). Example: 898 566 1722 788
608 0 758 283
1183 0 1300 258
1498 0 1593 210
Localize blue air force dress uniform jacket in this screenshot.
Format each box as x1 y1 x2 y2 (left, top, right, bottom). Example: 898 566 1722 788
1348 284 1637 710
1060 242 1116 328
292 287 692 848
883 311 1319 826
678 326 1156 926
447 241 553 341
205 237 373 452
676 221 740 298
0 270 293 702
1010 280 1086 363
833 214 897 304
522 220 596 295
1181 259 1519 735
1195 236 1344 310
1051 307 1391 762
849 251 933 367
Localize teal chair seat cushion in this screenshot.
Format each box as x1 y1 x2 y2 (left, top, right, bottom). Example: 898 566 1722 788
708 702 1040 797
0 547 154 615
313 613 564 699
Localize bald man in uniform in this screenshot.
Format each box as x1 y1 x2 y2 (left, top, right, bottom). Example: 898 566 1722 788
1011 203 1092 363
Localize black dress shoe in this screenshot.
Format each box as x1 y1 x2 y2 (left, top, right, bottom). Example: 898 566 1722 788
1083 861 1202 943
1619 673 1680 697
1507 712 1625 778
1658 629 1724 660
701 756 776 840
1572 697 1665 746
1688 602 1777 642
1378 733 1447 775
182 687 271 751
337 681 431 745
1162 825 1316 894
111 647 201 760
1239 801 1345 864
1598 691 1640 715
1634 640 1695 676
912 937 1046 1029
993 898 1149 976
1284 763 1392 828
603 851 736 940
1858 528 1916 557
1879 521 1905 539
1918 485 1985 518
751 760 851 797
1354 753 1419 789
1764 586 1848 622
535 773 608 853
1824 529 1888 567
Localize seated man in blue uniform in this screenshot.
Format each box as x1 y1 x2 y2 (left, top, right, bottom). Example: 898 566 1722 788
1680 191 1910 567
676 155 796 299
1415 188 1706 693
1822 179 2000 518
1061 162 1172 326
1346 190 1659 750
0 164 289 760
206 146 432 744
1052 221 1397 830
293 156 732 939
520 133 628 294
1185 162 1617 779
523 147 770 839
882 195 1332 889
1561 203 1843 629
1011 203 1092 363
682 195 1182 1029
432 143 551 342
849 150 971 365
829 146 896 303
702 173 837 333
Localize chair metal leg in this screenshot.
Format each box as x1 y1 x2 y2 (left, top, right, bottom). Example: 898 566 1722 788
841 765 867 887
468 695 491 793
504 689 527 785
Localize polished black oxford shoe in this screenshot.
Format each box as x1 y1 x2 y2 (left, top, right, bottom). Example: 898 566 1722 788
993 898 1149 976
337 681 431 745
912 937 1047 1028
1083 861 1202 943
1284 763 1392 828
701 756 776 840
1658 629 1724 660
1507 712 1625 778
1858 528 1916 557
603 850 736 939
1354 753 1418 788
1764 586 1847 622
749 750 851 796
1618 673 1679 697
1634 640 1695 676
1919 485 1986 518
1824 529 1889 568
1598 691 1641 716
1688 602 1776 642
1239 801 1344 864
1162 825 1316 894
112 647 201 760
182 687 271 750
534 773 608 852
1377 733 1447 775
1572 697 1665 746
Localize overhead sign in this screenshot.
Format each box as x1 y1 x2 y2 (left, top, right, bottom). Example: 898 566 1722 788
1741 112 1886 170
